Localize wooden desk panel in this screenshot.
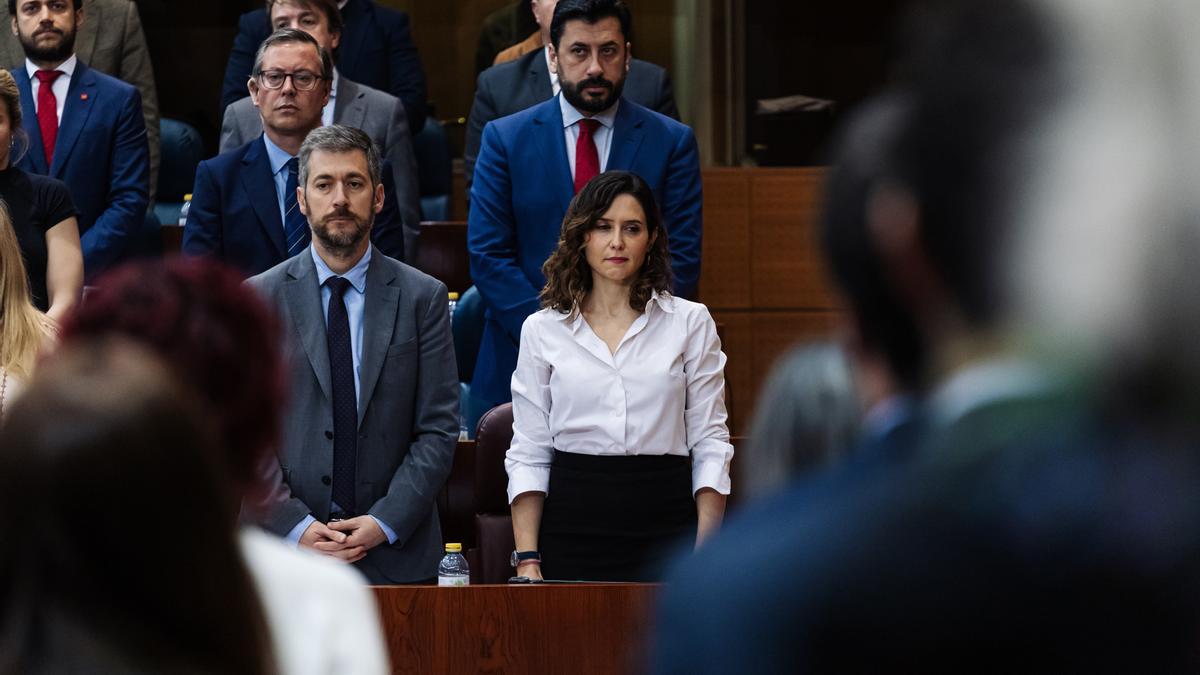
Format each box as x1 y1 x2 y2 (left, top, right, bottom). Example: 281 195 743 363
373 583 659 675
750 169 835 309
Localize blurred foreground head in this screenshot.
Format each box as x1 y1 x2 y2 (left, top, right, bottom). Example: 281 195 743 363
60 258 287 499
827 0 1063 388
0 340 272 674
1013 0 1200 427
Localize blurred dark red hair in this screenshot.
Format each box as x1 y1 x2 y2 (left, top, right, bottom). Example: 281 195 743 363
60 258 287 496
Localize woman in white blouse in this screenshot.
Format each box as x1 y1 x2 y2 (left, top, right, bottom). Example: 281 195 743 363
506 171 733 582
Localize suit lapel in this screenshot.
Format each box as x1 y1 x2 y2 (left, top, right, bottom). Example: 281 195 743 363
242 137 288 259
530 99 574 215
356 248 400 426
51 63 98 177
283 252 333 404
333 78 366 128
607 100 646 171
526 48 554 107
75 0 99 64
14 69 48 174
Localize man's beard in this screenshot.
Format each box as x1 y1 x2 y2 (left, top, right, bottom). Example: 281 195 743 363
561 73 625 114
312 207 372 256
20 26 76 64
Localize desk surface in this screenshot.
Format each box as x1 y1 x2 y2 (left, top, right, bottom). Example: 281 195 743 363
373 583 660 674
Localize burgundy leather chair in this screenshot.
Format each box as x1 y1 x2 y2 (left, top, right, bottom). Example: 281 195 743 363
473 403 516 584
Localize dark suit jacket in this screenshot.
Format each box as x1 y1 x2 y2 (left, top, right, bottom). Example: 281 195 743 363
181 136 405 278
220 77 422 262
467 96 701 404
247 247 460 584
221 0 427 133
14 61 149 280
464 48 679 187
0 0 160 198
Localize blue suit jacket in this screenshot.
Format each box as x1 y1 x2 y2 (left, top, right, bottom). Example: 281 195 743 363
15 61 148 279
220 0 427 133
181 136 405 278
467 96 702 404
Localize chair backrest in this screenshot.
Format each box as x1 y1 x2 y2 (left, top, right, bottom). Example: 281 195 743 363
452 286 485 384
412 221 471 294
473 402 516 583
158 118 204 203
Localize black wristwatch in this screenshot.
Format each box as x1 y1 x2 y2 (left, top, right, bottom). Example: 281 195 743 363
511 550 542 567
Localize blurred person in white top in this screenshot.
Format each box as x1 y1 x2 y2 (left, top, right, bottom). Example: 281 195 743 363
506 170 732 582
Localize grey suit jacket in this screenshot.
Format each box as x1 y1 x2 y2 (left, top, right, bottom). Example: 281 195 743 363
464 47 678 188
222 77 422 263
247 246 460 584
1 0 160 199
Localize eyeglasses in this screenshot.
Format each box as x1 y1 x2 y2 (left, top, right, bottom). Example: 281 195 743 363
255 70 326 91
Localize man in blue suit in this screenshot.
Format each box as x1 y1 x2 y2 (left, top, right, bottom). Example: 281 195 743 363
468 0 702 416
221 0 427 134
184 29 404 279
11 0 148 280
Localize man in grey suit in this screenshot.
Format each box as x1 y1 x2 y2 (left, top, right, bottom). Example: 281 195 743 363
248 125 459 584
3 0 159 198
463 0 677 187
222 0 420 262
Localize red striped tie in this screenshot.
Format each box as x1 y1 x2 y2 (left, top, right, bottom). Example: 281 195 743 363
574 118 601 193
34 69 63 167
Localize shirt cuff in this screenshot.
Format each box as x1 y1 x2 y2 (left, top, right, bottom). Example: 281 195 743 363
691 454 733 496
286 514 316 547
370 514 398 545
506 464 551 504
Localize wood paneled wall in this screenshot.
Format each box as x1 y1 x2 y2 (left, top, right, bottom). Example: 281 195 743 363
698 168 841 434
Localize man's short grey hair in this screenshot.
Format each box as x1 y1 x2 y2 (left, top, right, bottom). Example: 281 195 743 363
298 125 383 189
251 28 333 81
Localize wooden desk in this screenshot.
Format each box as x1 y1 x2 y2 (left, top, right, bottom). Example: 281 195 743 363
373 583 659 674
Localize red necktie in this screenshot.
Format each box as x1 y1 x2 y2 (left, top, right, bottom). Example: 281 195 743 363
34 69 63 167
574 118 601 193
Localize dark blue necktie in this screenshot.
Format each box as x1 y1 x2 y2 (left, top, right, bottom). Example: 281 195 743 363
326 276 357 515
284 157 310 256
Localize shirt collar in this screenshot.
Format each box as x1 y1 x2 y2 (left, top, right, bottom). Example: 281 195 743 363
261 133 295 177
25 54 77 80
559 92 619 130
330 67 339 101
555 290 674 330
310 243 371 294
927 356 1051 428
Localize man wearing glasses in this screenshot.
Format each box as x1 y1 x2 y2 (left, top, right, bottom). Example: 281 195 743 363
183 28 405 278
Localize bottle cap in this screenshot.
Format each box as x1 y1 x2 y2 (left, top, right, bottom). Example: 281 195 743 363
445 543 462 553
448 292 459 300
183 193 193 201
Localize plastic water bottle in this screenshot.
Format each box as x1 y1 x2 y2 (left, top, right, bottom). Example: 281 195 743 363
438 543 469 586
177 193 192 227
448 291 459 319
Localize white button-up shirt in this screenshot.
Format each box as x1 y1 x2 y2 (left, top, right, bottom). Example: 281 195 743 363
505 293 734 503
26 55 77 124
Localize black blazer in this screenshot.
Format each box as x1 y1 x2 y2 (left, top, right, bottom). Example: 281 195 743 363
463 47 678 187
220 0 428 133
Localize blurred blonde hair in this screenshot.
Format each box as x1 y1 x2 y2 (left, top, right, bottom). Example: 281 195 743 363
0 199 54 379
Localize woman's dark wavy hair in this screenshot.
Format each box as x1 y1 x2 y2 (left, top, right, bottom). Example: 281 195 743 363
540 171 672 314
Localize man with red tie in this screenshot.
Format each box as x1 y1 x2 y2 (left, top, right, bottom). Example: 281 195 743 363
11 0 149 280
468 0 702 417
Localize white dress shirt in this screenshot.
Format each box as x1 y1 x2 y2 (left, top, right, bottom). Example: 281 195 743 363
560 93 617 178
506 293 734 503
26 55 77 124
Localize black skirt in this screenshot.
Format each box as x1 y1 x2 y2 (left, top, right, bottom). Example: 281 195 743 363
539 451 697 582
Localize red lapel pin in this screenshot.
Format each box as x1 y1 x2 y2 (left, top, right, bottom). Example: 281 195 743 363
80 93 88 101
